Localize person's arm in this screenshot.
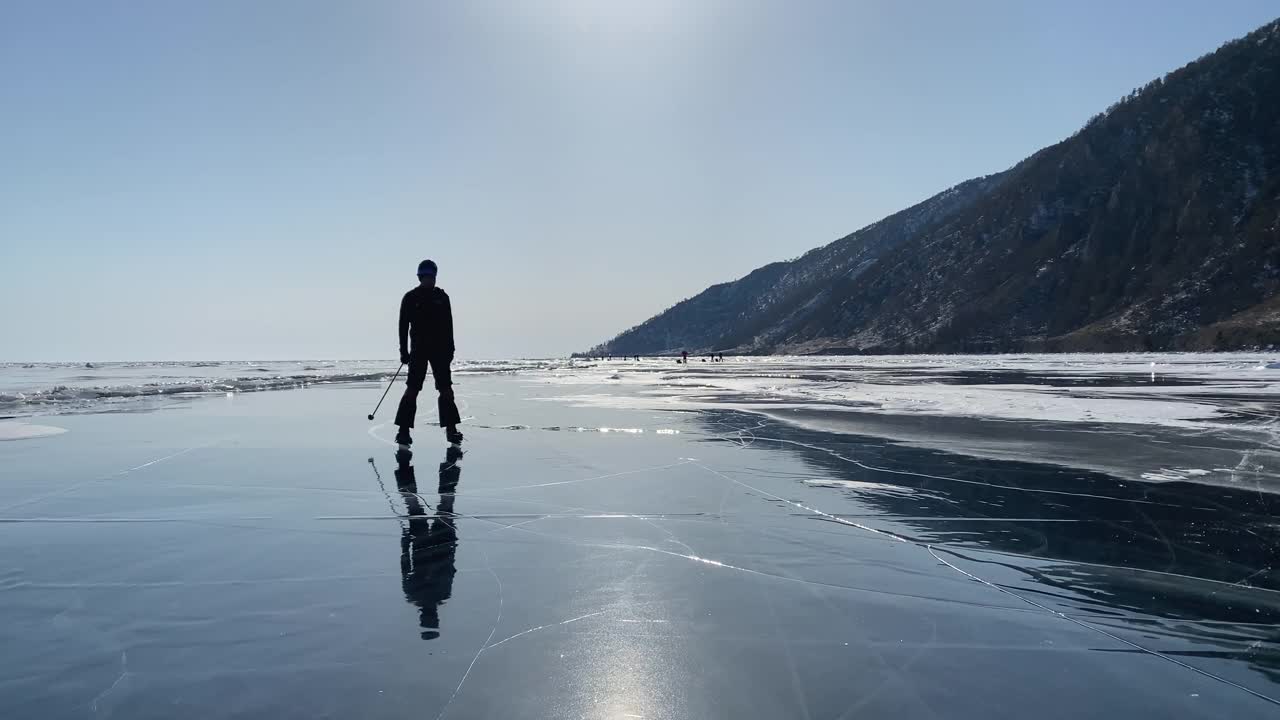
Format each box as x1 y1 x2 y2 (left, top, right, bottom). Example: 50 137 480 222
399 294 411 364
444 294 455 359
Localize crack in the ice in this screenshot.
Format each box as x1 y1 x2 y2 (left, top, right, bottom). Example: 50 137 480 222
90 650 128 714
756 566 813 720
483 610 610 650
1237 415 1280 510
1133 504 1180 573
831 614 940 719
1207 566 1275 598
633 512 700 557
692 461 912 544
710 424 1269 585
9 572 417 591
168 481 601 517
403 502 1035 614
0 516 275 523
927 545 1280 707
690 456 1280 706
809 515 1083 522
0 442 216 514
901 540 1280 597
436 548 504 720
471 459 695 493
713 433 1212 509
587 542 1039 615
317 512 709 522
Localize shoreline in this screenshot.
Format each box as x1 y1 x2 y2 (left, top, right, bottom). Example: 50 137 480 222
7 351 1280 495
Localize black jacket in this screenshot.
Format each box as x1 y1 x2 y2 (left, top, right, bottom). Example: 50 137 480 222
399 286 455 357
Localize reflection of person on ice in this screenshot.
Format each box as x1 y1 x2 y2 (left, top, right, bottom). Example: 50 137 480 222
395 446 461 640
395 259 463 446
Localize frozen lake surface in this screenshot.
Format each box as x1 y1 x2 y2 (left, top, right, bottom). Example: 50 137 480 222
2 356 1278 717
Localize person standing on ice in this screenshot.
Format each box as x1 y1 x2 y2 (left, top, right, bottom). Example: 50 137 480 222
395 259 463 446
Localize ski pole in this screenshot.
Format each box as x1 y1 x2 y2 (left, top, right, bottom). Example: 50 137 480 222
368 363 404 420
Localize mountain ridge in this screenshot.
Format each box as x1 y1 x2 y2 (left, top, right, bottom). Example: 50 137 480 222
582 17 1280 357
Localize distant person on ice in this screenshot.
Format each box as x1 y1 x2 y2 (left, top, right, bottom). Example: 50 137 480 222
395 259 463 446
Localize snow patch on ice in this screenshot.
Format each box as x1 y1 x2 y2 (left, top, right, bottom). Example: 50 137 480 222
535 353 1280 431
803 479 919 495
0 422 68 441
1140 468 1213 482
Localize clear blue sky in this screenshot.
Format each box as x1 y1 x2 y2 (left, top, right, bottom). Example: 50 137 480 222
2 1 1276 361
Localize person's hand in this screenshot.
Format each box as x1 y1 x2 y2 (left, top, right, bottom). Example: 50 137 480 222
399 349 411 365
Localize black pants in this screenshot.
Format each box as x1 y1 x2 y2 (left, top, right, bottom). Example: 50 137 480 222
395 355 461 430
